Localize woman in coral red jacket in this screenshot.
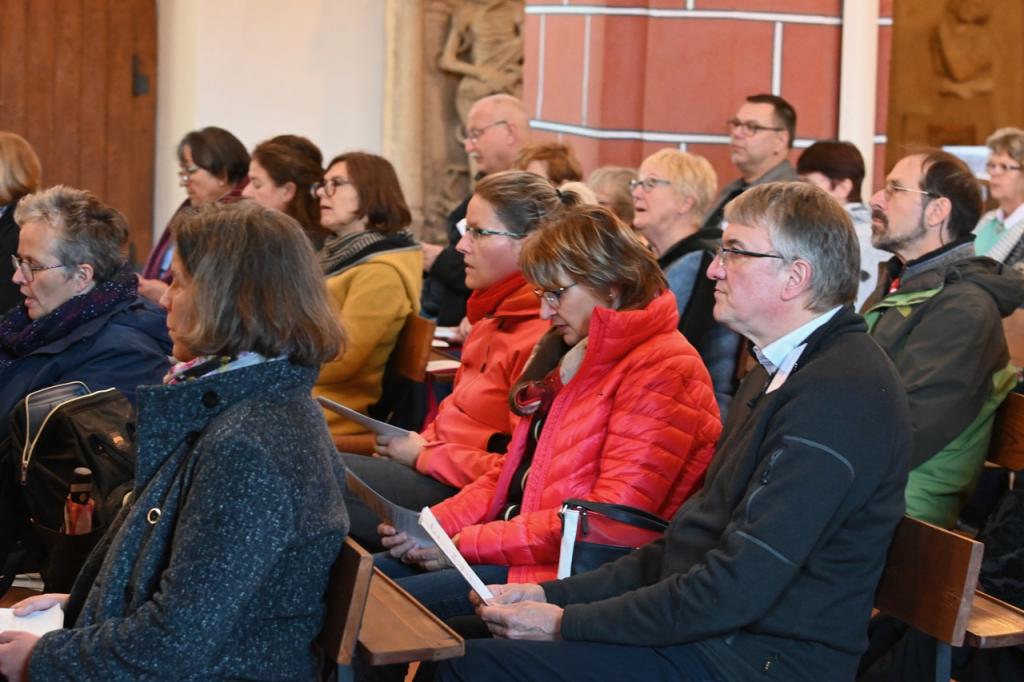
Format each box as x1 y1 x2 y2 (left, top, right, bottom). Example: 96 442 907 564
379 204 721 618
342 172 570 548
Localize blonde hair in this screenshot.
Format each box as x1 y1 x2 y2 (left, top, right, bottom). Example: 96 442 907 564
172 202 344 366
0 132 42 205
587 166 637 224
520 204 666 311
642 149 717 222
986 127 1024 165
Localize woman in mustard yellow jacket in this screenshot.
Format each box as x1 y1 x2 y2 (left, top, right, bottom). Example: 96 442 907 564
312 152 422 440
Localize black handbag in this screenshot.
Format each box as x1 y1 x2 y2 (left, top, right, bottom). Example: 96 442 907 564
0 382 136 593
558 498 669 576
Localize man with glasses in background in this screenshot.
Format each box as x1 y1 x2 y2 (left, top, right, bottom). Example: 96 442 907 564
437 182 912 682
863 149 1024 529
421 94 531 328
701 94 799 234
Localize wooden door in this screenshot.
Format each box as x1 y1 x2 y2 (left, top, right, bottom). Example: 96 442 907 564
0 0 157 264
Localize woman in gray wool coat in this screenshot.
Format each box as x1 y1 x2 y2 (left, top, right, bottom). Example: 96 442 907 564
0 202 349 681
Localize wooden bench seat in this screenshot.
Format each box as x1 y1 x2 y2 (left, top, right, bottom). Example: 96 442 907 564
965 590 1024 649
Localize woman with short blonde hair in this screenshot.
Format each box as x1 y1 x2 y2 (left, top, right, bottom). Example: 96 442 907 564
974 127 1024 270
631 148 740 415
0 131 42 312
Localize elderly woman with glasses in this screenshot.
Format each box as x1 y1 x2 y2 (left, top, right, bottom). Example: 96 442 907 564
0 132 42 315
343 171 567 550
0 186 171 442
974 127 1024 271
0 203 348 681
312 151 422 443
376 204 720 621
631 148 741 416
138 126 250 303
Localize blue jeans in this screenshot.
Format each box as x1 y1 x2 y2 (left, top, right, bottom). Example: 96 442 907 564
373 553 509 620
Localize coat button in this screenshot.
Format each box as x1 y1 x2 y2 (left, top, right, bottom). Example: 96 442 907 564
202 391 220 408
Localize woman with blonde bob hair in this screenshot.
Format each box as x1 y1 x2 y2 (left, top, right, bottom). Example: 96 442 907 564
1 203 350 681
378 204 720 621
631 148 740 415
0 131 42 312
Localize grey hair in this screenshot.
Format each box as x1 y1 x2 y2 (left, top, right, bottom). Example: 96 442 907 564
725 182 860 311
14 185 128 281
986 127 1024 164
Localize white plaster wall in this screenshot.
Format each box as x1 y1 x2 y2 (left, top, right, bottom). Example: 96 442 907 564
153 0 386 237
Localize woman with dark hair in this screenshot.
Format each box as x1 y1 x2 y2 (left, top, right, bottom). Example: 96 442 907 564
0 202 348 681
377 204 720 619
138 126 250 302
0 132 42 314
242 134 330 248
312 151 423 442
343 171 565 549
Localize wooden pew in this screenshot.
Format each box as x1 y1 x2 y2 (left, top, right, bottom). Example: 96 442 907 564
357 568 464 666
319 537 375 669
874 515 983 682
988 391 1024 473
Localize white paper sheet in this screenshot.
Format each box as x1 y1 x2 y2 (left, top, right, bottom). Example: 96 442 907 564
433 327 461 340
345 472 436 548
316 397 411 438
426 359 460 374
0 605 63 637
418 507 494 605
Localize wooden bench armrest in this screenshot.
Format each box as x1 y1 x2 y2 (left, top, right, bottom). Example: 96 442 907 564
357 568 464 666
965 590 1024 649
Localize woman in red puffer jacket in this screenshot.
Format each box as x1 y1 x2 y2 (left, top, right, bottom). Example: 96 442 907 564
379 204 721 614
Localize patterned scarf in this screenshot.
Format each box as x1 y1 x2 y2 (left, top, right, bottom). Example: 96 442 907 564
319 229 418 276
0 263 138 369
163 351 274 385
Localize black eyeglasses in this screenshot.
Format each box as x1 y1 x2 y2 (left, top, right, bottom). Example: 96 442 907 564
11 255 66 283
311 177 353 198
465 226 526 240
726 118 784 136
713 246 787 266
532 282 576 308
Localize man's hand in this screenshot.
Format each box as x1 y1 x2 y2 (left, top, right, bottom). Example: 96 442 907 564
374 432 427 467
0 630 40 682
478 601 564 641
422 243 444 272
470 583 546 607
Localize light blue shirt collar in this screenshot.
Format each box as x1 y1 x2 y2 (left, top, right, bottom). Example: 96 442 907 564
754 305 842 373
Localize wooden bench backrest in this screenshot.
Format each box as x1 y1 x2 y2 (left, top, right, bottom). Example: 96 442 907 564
318 537 374 665
391 314 437 383
874 515 984 647
989 391 1024 471
1002 308 1024 369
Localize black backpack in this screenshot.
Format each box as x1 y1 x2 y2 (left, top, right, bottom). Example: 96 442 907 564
0 382 136 593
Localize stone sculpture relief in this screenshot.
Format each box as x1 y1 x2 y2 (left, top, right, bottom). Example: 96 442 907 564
887 0 1022 170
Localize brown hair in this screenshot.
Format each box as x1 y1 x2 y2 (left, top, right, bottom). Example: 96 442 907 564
746 93 797 148
919 149 983 240
796 140 865 203
473 170 579 236
324 152 411 234
514 142 583 186
177 126 250 184
520 204 666 311
171 202 344 366
15 185 128 281
0 132 42 205
251 135 327 240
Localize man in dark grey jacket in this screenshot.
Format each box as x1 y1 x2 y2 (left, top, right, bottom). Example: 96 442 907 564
437 183 912 682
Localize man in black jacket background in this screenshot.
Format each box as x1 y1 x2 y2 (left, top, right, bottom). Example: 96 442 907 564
436 183 912 682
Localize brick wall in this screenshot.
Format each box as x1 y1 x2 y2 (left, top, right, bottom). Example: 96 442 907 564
523 0 893 190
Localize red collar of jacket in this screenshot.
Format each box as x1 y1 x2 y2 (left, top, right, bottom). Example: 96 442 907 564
466 273 540 323
582 289 679 369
